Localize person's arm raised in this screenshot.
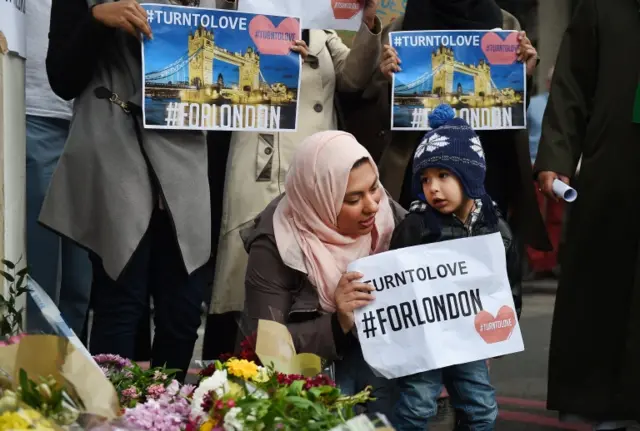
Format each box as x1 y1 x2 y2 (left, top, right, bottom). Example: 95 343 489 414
47 0 113 100
244 237 346 361
326 1 382 92
47 0 152 101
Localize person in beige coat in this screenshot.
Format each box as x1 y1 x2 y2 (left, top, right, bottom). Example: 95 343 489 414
203 0 383 358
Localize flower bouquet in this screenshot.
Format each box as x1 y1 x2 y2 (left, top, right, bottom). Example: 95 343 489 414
0 367 86 429
0 334 121 429
93 354 182 409
189 358 372 431
95 355 196 431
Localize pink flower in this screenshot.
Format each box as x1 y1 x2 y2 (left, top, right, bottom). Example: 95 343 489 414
121 386 140 401
164 380 181 397
124 397 191 431
93 353 132 370
146 384 166 400
180 384 196 398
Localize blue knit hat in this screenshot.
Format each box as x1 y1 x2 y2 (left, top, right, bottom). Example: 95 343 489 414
412 104 486 200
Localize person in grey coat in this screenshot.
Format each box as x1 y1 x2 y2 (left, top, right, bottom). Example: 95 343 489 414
43 0 209 380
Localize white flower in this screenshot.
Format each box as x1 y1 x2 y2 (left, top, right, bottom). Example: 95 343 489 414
470 136 484 159
223 407 244 431
165 379 181 397
190 370 230 419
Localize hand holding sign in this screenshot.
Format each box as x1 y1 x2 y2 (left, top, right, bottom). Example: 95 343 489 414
380 44 401 81
517 31 538 76
334 272 376 333
93 0 152 40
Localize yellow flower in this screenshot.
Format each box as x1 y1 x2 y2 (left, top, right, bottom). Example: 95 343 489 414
200 420 215 431
0 411 29 429
226 359 259 380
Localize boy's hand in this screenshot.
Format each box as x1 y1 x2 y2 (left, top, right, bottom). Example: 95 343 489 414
334 272 375 333
517 31 538 77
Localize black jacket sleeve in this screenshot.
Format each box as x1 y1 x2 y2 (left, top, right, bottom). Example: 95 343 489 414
46 0 114 100
389 213 426 251
498 219 522 319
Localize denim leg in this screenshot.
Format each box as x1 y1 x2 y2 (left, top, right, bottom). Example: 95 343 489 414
444 360 497 431
334 347 358 397
25 115 92 336
391 370 443 431
89 228 152 360
149 210 205 381
25 115 66 333
348 347 397 420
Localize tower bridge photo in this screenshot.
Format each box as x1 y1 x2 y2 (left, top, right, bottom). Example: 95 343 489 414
144 25 298 106
394 45 523 110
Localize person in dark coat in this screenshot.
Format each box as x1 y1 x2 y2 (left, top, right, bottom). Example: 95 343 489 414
534 0 640 428
350 0 551 255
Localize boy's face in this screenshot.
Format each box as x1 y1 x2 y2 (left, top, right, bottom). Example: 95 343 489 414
420 167 467 215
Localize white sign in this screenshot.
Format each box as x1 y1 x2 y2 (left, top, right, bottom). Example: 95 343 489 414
0 0 27 58
349 233 524 379
237 0 364 31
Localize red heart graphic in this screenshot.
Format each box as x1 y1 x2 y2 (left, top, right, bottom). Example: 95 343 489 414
474 305 517 344
248 16 300 56
331 0 362 20
480 32 519 65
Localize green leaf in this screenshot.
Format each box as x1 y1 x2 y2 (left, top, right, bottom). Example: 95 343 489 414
288 379 305 394
16 273 26 290
0 271 14 282
2 260 15 270
16 267 28 277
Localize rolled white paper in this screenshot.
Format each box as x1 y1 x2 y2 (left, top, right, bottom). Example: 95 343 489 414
552 178 577 202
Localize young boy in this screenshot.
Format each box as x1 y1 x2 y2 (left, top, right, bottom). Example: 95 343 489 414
388 104 521 431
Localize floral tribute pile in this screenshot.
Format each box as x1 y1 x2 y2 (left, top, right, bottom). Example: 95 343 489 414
94 355 372 431
0 368 81 430
0 334 82 430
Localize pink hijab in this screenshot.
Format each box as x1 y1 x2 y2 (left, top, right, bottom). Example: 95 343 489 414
272 131 396 312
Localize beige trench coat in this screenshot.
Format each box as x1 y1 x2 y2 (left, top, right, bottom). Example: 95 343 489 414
210 23 382 314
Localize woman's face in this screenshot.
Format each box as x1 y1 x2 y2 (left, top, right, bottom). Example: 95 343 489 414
337 160 382 238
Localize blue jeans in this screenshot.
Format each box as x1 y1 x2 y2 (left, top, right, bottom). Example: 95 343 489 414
25 115 92 337
335 345 398 420
392 360 497 431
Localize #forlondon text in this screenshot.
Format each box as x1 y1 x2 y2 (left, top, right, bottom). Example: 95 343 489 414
164 102 281 130
359 260 505 339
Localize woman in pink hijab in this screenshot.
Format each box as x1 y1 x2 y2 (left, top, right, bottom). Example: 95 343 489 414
239 130 405 415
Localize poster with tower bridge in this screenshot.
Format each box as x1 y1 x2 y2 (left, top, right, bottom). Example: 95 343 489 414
390 30 526 131
141 4 302 131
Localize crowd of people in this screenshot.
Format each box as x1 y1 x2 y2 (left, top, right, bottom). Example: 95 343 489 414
21 0 640 429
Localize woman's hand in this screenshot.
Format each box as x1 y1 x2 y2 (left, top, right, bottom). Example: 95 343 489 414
380 44 401 81
363 0 379 31
334 272 375 333
290 39 309 61
517 31 538 77
92 0 153 40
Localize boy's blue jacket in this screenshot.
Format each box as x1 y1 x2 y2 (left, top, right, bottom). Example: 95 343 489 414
389 202 522 318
